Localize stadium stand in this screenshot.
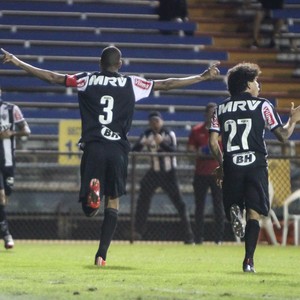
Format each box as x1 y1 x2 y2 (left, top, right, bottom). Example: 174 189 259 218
0 0 298 155
1 0 299 243
1 0 300 148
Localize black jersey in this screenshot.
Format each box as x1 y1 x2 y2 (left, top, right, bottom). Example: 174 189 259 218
132 127 177 172
209 92 283 168
65 71 153 149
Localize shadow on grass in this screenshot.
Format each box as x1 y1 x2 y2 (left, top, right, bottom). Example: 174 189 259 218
228 271 287 276
85 265 136 271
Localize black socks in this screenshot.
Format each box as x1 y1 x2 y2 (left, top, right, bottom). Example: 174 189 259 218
244 219 260 260
96 208 118 260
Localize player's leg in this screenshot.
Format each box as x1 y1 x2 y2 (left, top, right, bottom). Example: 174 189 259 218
95 196 119 267
79 142 104 217
0 190 14 249
162 170 194 244
223 168 246 238
251 9 266 47
243 209 260 273
209 176 225 244
94 142 128 266
0 170 14 249
193 175 209 244
134 170 158 238
243 167 269 273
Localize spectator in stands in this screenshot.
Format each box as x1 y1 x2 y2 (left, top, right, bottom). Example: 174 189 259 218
250 0 284 48
158 0 189 22
1 46 220 266
209 62 300 273
132 111 194 244
0 88 31 250
157 0 191 35
187 103 224 245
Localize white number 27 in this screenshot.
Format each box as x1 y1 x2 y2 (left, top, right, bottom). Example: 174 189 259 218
224 118 252 152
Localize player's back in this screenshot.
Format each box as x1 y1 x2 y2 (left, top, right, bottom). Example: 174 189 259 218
78 71 136 144
215 92 280 169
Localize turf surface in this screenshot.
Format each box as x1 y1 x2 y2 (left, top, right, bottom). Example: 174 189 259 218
0 241 299 300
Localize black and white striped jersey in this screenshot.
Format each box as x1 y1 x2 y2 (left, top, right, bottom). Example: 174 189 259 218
0 101 25 167
132 127 177 172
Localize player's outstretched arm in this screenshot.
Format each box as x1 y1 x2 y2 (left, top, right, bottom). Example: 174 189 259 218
153 61 220 91
274 102 300 142
1 48 66 85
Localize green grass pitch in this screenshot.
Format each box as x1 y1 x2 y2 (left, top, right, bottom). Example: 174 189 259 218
0 241 299 300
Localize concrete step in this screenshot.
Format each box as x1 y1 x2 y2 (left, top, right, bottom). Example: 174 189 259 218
226 49 278 63
195 19 249 34
259 78 300 93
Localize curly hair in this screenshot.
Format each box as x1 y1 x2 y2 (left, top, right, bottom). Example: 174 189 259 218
226 62 261 96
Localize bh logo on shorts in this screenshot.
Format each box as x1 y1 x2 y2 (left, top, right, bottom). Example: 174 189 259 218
101 125 121 141
232 151 256 166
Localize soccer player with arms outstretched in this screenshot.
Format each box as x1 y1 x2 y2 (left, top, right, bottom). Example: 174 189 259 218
2 46 220 266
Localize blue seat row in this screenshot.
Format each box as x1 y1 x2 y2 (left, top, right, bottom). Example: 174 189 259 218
29 124 59 135
288 24 300 33
0 40 221 59
0 59 218 77
22 108 80 119
0 72 225 91
0 14 196 32
3 92 77 103
0 31 204 45
3 92 225 106
285 0 300 4
0 27 209 45
273 9 300 19
1 1 157 14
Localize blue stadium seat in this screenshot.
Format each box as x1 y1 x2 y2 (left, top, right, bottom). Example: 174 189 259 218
0 71 225 91
288 24 300 33
0 14 197 33
29 124 58 135
21 108 80 119
3 92 77 103
0 29 209 45
0 58 215 75
0 42 224 61
1 1 157 14
285 0 300 4
273 9 300 19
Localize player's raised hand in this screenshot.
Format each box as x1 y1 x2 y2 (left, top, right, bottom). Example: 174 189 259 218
1 48 14 64
201 61 220 80
290 102 300 123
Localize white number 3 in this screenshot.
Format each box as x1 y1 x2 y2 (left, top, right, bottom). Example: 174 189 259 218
99 95 114 125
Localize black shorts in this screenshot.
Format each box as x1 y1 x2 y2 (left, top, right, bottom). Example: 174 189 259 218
79 141 129 202
259 0 283 10
222 166 269 221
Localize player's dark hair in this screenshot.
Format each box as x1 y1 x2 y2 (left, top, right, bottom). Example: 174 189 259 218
226 62 261 96
100 46 121 70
